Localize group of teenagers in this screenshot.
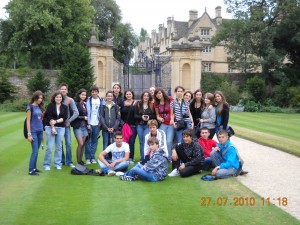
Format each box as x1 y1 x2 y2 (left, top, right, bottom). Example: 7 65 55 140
26 83 247 182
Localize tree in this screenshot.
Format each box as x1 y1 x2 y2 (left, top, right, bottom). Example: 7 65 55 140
246 76 266 103
139 28 148 42
0 68 16 103
3 0 94 69
113 23 138 63
26 70 51 95
56 44 94 98
91 0 121 41
212 0 296 88
91 0 138 63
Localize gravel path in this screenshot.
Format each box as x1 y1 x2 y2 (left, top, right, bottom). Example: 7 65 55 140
231 136 300 220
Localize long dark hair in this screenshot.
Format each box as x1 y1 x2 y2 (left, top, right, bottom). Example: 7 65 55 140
74 89 87 102
113 83 123 97
154 88 170 104
30 90 45 110
123 89 135 100
50 91 63 104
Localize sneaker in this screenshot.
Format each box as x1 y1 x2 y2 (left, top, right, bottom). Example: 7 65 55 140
29 171 39 176
55 166 62 170
34 168 42 173
91 159 97 164
85 159 91 165
44 166 50 171
129 159 134 165
108 170 116 176
119 175 136 181
168 169 179 177
68 163 75 168
115 171 125 177
240 170 249 176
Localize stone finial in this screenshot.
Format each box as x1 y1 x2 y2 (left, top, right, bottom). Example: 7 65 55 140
89 24 98 43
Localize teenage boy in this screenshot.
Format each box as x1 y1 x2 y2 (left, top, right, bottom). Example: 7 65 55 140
211 130 247 178
97 131 129 176
59 83 79 168
120 137 168 182
168 129 204 177
198 127 217 170
143 120 168 161
86 85 105 164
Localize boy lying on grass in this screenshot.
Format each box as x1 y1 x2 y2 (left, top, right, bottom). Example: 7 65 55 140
119 137 168 182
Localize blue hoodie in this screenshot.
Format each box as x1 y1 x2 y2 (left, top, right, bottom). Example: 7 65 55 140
217 140 240 170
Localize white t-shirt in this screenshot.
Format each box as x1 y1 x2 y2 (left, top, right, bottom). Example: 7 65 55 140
105 142 130 161
90 98 101 125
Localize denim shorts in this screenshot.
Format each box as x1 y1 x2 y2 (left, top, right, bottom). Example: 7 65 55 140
73 125 88 137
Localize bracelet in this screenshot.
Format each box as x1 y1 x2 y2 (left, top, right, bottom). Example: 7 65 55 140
28 132 32 136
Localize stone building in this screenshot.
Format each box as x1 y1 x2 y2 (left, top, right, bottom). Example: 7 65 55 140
135 6 234 92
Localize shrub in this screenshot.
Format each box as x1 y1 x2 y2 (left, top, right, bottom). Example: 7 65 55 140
288 86 300 107
246 76 267 103
0 68 16 104
219 81 240 105
242 100 260 112
273 77 290 107
26 70 51 95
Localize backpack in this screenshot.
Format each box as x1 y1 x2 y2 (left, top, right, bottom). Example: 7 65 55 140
23 105 33 139
70 164 103 176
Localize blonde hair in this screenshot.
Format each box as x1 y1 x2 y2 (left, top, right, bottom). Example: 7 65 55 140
147 137 159 145
147 119 158 128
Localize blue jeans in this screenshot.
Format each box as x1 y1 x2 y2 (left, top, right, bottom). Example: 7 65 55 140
85 125 100 160
126 164 157 182
97 159 129 174
29 131 43 172
159 123 175 158
203 157 213 171
44 126 65 167
210 150 237 179
102 130 114 150
175 125 189 144
137 124 149 161
61 125 73 165
129 126 137 160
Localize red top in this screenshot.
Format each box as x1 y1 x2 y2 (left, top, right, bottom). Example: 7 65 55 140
198 137 217 158
154 96 173 125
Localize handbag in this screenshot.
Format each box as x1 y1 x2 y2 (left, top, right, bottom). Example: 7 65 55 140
227 125 235 137
120 101 134 143
175 101 187 131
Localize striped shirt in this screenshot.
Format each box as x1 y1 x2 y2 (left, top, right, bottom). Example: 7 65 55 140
170 98 190 121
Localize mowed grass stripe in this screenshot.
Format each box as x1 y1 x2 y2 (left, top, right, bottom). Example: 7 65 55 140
230 113 299 139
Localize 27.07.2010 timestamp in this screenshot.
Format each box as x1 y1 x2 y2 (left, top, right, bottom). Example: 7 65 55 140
200 197 288 207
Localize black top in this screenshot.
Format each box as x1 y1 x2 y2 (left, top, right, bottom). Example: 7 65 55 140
189 99 204 125
134 101 156 125
113 94 124 108
120 102 136 126
44 103 68 127
71 101 87 129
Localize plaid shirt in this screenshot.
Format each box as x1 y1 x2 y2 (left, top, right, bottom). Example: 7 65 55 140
173 141 204 167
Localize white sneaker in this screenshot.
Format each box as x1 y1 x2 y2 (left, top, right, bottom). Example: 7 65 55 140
115 171 125 177
44 166 50 171
55 166 62 170
68 163 75 168
108 170 116 176
168 169 179 177
91 159 97 164
85 159 91 165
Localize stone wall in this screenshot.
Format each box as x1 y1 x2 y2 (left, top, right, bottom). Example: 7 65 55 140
8 70 60 98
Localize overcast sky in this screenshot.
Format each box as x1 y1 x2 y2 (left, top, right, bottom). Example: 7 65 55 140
0 0 232 34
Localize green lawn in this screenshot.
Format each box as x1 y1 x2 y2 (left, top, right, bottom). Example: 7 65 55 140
230 112 300 156
0 112 299 225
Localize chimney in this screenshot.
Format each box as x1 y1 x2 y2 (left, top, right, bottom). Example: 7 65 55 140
158 24 163 41
167 17 172 37
189 10 198 27
215 6 222 25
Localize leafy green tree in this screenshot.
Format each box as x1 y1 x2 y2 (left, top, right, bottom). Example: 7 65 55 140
3 0 94 69
246 76 266 103
26 70 51 95
91 0 121 41
56 44 94 98
139 28 148 42
0 68 16 103
212 0 296 88
91 0 138 63
113 23 138 63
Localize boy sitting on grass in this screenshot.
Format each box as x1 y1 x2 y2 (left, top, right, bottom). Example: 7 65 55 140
211 130 247 178
119 137 168 182
198 127 217 170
